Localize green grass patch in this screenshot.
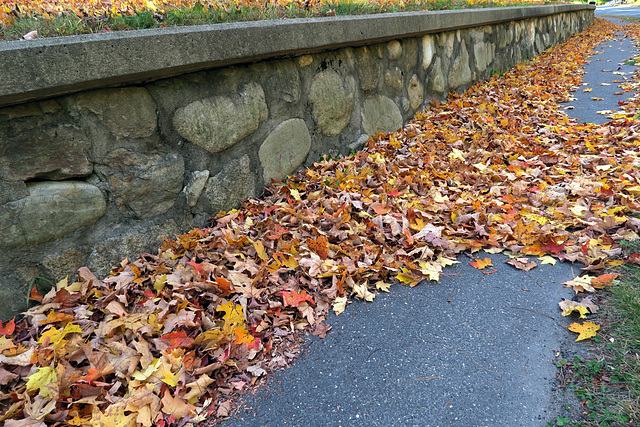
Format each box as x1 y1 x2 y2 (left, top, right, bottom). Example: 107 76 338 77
555 245 640 426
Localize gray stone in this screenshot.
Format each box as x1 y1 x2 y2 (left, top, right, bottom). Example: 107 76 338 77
0 100 60 122
400 38 419 73
384 67 404 90
96 149 185 219
72 87 157 139
407 74 424 111
355 46 382 91
252 60 300 117
309 70 356 137
387 40 402 60
448 40 472 90
42 248 87 282
0 181 106 247
429 57 446 94
0 124 92 181
201 155 255 214
87 220 179 277
442 32 455 58
173 82 268 154
349 134 371 151
475 40 495 73
362 96 403 136
259 119 311 184
0 180 28 204
184 170 210 208
422 35 436 70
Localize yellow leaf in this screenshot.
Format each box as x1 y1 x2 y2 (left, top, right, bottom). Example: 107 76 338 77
161 369 179 387
38 322 82 347
568 322 600 341
217 302 246 333
559 299 590 319
417 260 441 281
332 296 349 315
538 255 557 265
251 240 268 261
132 358 161 381
582 87 593 92
564 275 596 293
92 400 136 427
290 188 302 201
375 281 392 292
395 268 415 284
448 148 465 161
26 366 58 398
437 254 459 267
353 282 375 301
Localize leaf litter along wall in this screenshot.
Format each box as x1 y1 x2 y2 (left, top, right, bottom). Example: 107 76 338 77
0 9 593 323
0 8 600 424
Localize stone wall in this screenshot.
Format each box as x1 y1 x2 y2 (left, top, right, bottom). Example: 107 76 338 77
0 7 594 319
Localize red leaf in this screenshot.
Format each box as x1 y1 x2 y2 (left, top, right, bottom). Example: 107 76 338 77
280 290 314 307
186 261 203 276
159 330 194 351
0 318 15 335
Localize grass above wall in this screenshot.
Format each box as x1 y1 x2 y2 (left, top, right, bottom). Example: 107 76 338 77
1 0 565 41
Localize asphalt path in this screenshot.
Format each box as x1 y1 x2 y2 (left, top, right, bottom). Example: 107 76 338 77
563 13 638 124
597 4 640 18
226 253 584 427
223 16 639 427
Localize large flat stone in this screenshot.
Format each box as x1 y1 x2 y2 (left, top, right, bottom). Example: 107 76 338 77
201 155 255 214
173 82 268 154
0 123 92 181
448 39 472 90
0 181 106 247
71 87 158 139
309 70 356 137
259 119 311 184
95 149 185 219
362 95 403 136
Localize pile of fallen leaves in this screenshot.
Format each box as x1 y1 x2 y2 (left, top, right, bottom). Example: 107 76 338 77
1 17 640 426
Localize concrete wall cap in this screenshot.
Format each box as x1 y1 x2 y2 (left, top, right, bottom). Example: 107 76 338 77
0 5 593 108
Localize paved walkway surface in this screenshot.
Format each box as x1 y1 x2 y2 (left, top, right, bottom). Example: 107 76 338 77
225 16 638 427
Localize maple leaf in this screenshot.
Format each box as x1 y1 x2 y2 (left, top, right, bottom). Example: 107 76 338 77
26 366 58 398
506 257 537 271
469 258 493 270
568 321 600 341
332 296 349 315
0 318 15 335
564 275 596 293
92 400 137 427
280 290 314 307
352 282 375 301
591 273 619 289
159 330 194 351
558 299 591 319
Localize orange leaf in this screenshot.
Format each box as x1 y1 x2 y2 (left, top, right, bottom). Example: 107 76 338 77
280 290 314 307
469 258 493 270
40 311 75 325
307 235 329 260
214 276 233 295
158 330 194 351
591 273 619 289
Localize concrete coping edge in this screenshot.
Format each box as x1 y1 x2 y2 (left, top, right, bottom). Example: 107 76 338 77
1 4 594 108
